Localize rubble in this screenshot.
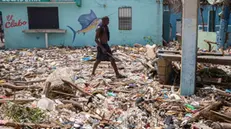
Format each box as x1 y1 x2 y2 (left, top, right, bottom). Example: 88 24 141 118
0 44 230 128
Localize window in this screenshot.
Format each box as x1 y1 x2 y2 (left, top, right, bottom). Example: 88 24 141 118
118 7 132 30
27 7 59 29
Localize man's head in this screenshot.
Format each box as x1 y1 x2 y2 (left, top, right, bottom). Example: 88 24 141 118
102 16 109 26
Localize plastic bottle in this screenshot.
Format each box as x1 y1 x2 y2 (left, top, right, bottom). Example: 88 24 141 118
107 92 116 97
185 104 195 110
225 89 231 93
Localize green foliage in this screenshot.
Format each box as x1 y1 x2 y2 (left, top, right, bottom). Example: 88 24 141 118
2 102 46 123
143 36 155 45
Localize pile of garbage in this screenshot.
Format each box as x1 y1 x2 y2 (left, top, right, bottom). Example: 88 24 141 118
0 44 230 129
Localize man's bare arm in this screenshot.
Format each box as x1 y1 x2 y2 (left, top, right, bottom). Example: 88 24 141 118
95 29 106 53
95 29 101 45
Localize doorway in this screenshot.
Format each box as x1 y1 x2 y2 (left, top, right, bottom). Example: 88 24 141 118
163 10 170 43
0 11 4 48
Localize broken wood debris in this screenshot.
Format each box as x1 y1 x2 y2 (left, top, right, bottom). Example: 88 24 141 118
0 44 230 128
0 83 42 90
3 121 60 128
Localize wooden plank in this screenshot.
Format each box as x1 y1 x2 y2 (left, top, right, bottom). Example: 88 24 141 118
188 101 222 123
197 52 223 56
157 53 231 65
22 29 66 33
158 50 223 56
158 50 181 54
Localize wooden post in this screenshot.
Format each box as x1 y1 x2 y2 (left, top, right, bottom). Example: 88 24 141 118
43 82 51 97
180 0 199 96
157 58 172 85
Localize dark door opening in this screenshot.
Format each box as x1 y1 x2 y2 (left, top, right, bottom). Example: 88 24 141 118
27 7 59 29
163 10 170 43
0 11 4 47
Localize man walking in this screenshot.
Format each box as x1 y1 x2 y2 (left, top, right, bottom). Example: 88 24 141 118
92 16 125 78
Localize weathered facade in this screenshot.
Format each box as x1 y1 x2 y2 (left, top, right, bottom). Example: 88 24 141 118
0 0 163 49
163 3 231 50
164 3 231 39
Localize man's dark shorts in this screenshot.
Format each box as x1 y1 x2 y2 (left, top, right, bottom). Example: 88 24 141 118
97 43 112 61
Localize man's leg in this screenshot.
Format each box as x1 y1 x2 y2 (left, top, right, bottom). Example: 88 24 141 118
0 37 3 43
0 35 3 43
109 57 126 78
92 60 101 75
110 57 119 75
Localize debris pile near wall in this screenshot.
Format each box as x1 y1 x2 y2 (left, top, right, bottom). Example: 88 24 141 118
0 45 230 129
160 42 231 85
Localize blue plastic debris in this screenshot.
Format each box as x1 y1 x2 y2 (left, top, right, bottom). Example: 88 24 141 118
82 56 92 61
225 89 231 93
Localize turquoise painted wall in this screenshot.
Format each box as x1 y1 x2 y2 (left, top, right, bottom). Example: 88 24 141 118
0 0 163 49
169 13 181 40
167 5 231 41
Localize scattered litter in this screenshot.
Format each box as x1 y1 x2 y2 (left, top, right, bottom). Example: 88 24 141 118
0 44 230 128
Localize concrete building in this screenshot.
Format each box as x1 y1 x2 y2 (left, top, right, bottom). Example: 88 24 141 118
0 0 163 49
163 1 231 50
165 5 231 41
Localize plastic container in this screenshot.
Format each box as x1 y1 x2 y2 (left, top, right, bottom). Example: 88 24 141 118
185 104 195 110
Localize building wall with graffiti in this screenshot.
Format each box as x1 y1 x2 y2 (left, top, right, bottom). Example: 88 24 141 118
0 0 163 49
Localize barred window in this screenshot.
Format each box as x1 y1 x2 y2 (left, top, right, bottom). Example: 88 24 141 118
118 7 132 30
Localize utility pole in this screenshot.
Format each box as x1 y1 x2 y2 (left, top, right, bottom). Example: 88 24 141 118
180 0 199 96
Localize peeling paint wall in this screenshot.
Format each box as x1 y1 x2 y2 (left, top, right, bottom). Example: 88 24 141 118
0 0 163 49
197 31 217 50
166 5 231 41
